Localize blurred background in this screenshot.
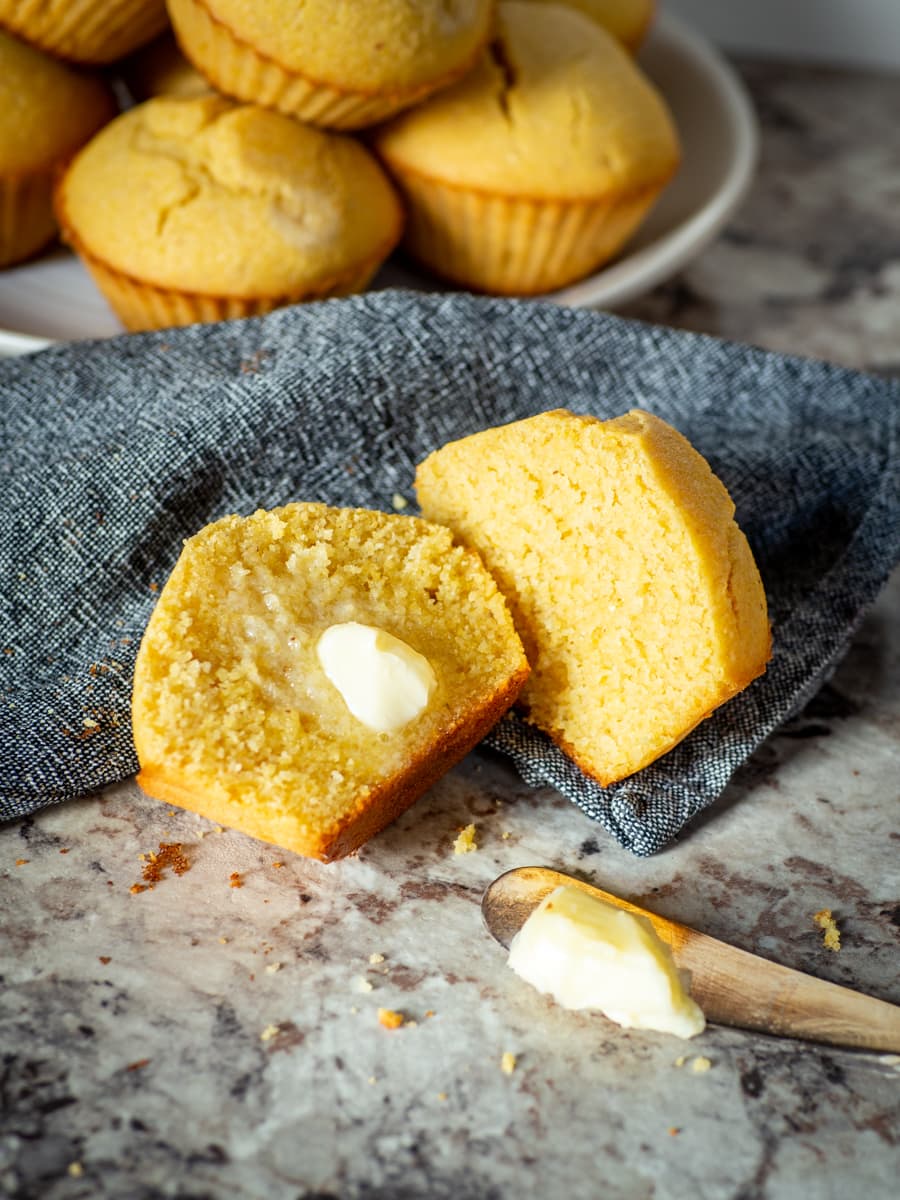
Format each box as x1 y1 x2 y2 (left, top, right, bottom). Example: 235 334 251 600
669 0 900 69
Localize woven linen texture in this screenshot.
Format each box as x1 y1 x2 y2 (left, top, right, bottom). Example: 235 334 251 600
1 292 897 854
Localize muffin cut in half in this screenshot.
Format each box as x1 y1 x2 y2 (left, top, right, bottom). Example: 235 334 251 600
0 29 116 268
132 503 529 861
416 409 771 785
167 0 494 129
56 95 403 331
373 1 679 295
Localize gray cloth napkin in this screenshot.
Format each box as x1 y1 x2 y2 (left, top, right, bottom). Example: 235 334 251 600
1 291 897 854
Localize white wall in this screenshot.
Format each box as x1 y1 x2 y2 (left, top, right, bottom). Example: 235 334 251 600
666 0 900 70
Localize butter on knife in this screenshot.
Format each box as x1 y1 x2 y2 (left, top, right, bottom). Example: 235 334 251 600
507 884 706 1039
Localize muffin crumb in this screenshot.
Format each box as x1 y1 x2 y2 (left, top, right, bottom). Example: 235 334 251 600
813 908 841 951
378 1008 405 1029
453 823 478 854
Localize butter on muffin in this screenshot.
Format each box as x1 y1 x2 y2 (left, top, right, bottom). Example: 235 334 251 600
0 30 115 269
132 503 529 862
0 0 167 63
167 0 494 129
416 410 770 785
56 94 403 331
373 1 679 295
522 0 655 52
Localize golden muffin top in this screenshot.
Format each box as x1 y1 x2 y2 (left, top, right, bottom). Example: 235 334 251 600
521 0 655 52
0 30 116 174
192 0 494 90
58 95 403 297
373 0 679 198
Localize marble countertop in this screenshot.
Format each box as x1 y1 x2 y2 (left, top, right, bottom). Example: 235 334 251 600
3 61 900 1200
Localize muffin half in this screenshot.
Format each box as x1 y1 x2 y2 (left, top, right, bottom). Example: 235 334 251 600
373 1 679 294
56 94 403 330
416 410 770 784
132 504 529 861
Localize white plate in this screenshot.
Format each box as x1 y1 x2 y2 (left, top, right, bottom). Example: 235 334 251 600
0 12 757 358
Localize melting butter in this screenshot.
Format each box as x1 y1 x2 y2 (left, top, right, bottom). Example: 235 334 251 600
508 885 705 1039
316 622 436 733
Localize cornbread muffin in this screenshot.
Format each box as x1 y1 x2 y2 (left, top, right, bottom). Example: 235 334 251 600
167 0 494 130
373 1 679 295
416 410 770 784
0 30 115 269
522 0 655 52
132 503 529 861
0 0 167 63
122 32 211 102
56 95 403 331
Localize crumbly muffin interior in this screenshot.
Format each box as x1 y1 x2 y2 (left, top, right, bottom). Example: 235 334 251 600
416 409 770 784
133 503 527 848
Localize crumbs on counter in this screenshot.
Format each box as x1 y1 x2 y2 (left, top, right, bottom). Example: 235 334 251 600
131 842 191 894
378 1008 405 1030
368 952 385 965
272 861 285 869
814 908 841 951
690 1056 712 1074
391 493 408 511
500 1052 517 1075
15 859 28 867
668 1127 681 1137
355 976 374 993
98 956 111 965
265 961 282 974
59 847 70 854
453 823 478 855
125 1058 151 1072
260 1024 280 1042
67 1163 84 1178
673 1055 687 1068
229 872 244 889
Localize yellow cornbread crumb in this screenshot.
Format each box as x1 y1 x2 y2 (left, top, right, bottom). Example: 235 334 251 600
674 1055 687 1068
378 1008 405 1029
814 909 841 951
67 1163 84 1178
265 961 282 974
260 1024 280 1042
356 977 374 994
368 953 386 965
690 1056 712 1074
391 494 408 511
500 1052 517 1075
453 824 478 854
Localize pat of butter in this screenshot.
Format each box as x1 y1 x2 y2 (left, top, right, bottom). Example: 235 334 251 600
508 885 705 1039
316 622 436 733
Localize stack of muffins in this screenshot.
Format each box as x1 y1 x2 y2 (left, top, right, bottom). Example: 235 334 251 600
1 0 678 330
